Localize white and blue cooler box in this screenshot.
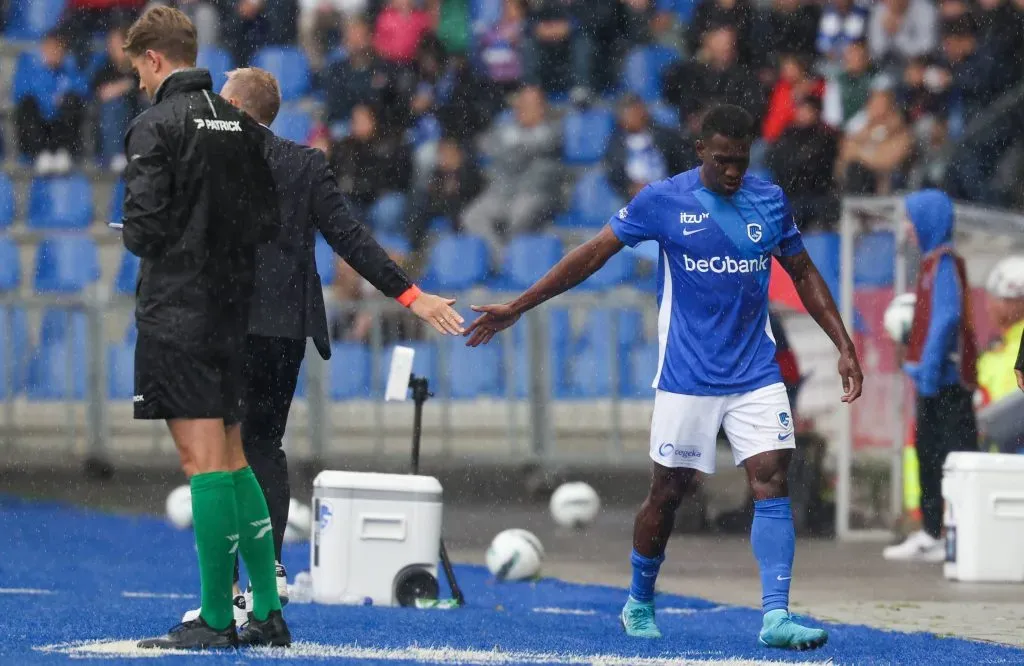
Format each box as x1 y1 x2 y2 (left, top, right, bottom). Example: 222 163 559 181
942 452 1024 582
311 471 443 606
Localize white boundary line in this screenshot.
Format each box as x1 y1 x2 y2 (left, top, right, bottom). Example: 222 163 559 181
34 640 833 665
0 587 55 595
121 592 198 600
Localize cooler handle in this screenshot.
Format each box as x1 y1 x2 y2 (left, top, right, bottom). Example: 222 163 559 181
991 493 1024 520
359 513 408 541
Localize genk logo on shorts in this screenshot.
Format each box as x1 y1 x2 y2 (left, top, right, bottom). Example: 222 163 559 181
777 411 790 428
747 222 763 243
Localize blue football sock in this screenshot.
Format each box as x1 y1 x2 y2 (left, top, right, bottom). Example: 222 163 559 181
751 497 795 614
628 549 664 603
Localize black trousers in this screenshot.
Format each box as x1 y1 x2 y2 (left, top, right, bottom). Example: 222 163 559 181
15 96 85 158
916 384 978 538
242 335 306 562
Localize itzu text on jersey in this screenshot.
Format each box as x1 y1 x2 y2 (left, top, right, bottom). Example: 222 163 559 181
610 168 805 396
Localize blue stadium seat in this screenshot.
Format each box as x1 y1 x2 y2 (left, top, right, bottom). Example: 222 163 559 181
563 108 614 165
854 231 896 287
497 234 563 290
109 178 124 225
565 308 643 398
315 234 335 285
444 338 503 399
802 232 841 302
28 175 93 230
578 251 635 290
114 249 140 295
622 45 678 102
376 344 437 397
375 233 411 256
107 343 135 399
39 308 87 346
510 308 570 398
421 234 489 291
197 47 234 92
328 343 372 400
627 342 660 398
0 237 21 292
648 101 680 129
271 107 312 145
4 0 65 39
253 47 310 101
556 170 625 229
0 307 29 397
26 343 86 400
582 308 645 350
0 173 15 228
34 236 100 293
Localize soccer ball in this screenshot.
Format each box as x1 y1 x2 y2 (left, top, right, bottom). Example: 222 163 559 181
166 485 193 529
883 293 917 344
485 529 544 581
283 499 312 544
549 482 601 528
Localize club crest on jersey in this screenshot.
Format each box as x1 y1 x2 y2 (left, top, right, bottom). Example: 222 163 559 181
680 212 709 225
617 206 629 221
747 222 763 242
777 411 790 428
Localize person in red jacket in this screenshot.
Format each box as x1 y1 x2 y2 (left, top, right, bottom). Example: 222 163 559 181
762 53 825 143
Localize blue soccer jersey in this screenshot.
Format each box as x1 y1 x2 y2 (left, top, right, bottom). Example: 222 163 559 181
610 168 805 396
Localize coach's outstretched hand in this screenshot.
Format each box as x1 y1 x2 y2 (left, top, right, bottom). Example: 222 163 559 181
463 303 521 347
409 292 465 335
838 347 863 404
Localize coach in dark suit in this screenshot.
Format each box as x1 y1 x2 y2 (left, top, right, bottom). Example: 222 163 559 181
219 68 465 578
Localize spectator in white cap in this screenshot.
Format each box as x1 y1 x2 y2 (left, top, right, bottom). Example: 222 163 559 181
978 256 1024 407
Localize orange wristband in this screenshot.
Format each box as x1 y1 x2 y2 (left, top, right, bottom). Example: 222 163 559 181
396 285 421 307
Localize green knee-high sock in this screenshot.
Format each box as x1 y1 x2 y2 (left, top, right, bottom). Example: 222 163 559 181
190 471 240 631
232 466 282 621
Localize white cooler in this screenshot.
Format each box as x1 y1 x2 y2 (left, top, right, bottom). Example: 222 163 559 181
942 452 1024 582
311 470 443 606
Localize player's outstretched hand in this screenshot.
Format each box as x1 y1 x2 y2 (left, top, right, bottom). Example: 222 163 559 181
409 292 465 336
1016 369 1024 393
463 303 521 347
838 347 863 404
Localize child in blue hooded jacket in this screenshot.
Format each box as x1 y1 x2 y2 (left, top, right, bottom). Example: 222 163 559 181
884 189 979 563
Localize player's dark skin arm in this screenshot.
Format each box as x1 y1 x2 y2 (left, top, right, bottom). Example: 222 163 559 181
777 250 863 403
464 225 624 346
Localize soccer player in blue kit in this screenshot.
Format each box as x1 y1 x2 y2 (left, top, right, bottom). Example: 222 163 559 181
464 105 863 650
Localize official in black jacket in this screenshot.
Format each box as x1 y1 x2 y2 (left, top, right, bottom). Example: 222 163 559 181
118 7 288 652
216 66 464 590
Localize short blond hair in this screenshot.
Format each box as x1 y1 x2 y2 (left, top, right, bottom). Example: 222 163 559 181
123 5 198 65
223 68 282 126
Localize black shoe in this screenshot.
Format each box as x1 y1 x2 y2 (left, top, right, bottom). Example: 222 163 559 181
137 616 238 650
238 609 292 647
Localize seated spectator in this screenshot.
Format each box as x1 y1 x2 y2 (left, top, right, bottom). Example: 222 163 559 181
835 83 912 194
329 253 423 344
406 137 484 249
522 0 575 95
299 0 368 69
436 0 472 56
817 0 870 64
461 86 563 259
322 17 392 131
755 0 821 70
663 26 765 126
867 0 937 71
91 25 140 172
14 31 88 175
478 0 527 93
762 53 824 143
330 103 413 217
686 0 755 64
605 94 687 199
373 0 436 66
823 39 874 129
766 96 840 231
896 55 947 126
59 0 144 62
907 114 950 191
220 0 300 67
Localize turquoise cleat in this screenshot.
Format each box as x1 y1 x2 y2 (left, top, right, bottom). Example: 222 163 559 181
758 609 828 651
620 596 662 639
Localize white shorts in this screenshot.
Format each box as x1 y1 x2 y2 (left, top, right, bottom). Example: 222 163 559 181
649 383 795 474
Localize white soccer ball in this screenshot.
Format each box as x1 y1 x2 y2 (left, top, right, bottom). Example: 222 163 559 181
485 528 544 581
549 481 601 528
883 292 917 344
166 485 193 530
283 499 312 544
